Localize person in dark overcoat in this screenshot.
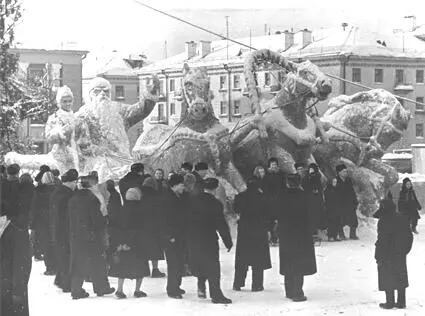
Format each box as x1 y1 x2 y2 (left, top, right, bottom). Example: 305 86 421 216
278 174 317 302
398 178 421 234
110 188 150 299
10 173 34 316
29 171 57 275
304 163 326 239
49 169 79 292
141 178 166 278
335 164 359 240
68 176 115 299
186 178 233 304
159 174 187 299
118 163 149 201
252 165 266 191
233 178 271 292
374 191 413 309
324 178 342 241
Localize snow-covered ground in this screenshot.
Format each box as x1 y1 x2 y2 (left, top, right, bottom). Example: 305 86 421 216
29 220 425 316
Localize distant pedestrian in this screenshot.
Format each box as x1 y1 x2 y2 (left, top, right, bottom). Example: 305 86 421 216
374 192 413 309
324 178 342 241
398 178 421 234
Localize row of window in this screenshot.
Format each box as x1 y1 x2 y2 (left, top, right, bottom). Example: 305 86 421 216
219 100 241 115
352 68 425 84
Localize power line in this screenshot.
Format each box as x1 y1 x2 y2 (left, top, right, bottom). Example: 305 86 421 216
130 0 425 108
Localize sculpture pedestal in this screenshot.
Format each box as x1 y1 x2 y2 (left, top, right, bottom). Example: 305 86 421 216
411 144 425 174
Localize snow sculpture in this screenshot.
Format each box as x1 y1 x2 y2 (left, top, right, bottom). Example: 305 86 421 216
233 49 333 179
5 86 78 172
74 76 159 181
132 63 267 204
313 89 411 216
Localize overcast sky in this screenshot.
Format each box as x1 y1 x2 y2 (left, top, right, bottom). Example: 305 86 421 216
16 0 425 60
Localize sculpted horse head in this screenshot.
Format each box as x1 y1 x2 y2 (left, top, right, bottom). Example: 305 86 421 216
244 49 332 113
178 63 217 132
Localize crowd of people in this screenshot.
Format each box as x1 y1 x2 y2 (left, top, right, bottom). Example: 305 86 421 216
0 156 421 314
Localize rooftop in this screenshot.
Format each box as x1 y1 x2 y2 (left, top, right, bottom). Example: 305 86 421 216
140 26 425 73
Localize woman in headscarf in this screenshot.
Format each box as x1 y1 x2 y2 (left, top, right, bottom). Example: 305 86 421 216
398 178 421 234
375 191 413 309
109 187 150 299
29 171 57 275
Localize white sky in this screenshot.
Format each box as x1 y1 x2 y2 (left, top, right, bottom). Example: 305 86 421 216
15 0 425 59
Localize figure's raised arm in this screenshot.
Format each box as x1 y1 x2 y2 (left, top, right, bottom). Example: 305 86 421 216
119 74 160 129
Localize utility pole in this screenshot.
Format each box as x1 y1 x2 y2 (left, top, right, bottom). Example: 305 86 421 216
225 16 229 61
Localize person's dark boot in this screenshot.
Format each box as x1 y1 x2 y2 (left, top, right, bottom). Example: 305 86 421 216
212 296 232 304
71 290 89 300
395 288 406 309
349 227 359 240
292 295 307 302
151 268 166 278
380 290 395 309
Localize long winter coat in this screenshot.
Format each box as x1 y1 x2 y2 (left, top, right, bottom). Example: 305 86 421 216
375 199 413 291
335 177 358 227
49 185 74 275
140 188 164 260
398 188 421 221
324 185 342 222
186 192 233 277
29 184 55 232
278 187 317 276
234 189 271 270
109 200 150 279
68 189 107 277
304 174 326 231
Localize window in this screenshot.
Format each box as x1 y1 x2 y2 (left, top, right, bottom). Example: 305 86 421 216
352 68 361 82
416 97 424 111
115 85 125 100
264 72 271 86
416 70 424 84
170 102 176 115
395 69 404 85
220 101 228 115
33 141 46 154
219 76 227 90
233 100 240 115
158 103 165 120
27 64 45 80
374 68 383 83
233 75 241 89
159 80 165 95
169 79 175 92
416 123 424 138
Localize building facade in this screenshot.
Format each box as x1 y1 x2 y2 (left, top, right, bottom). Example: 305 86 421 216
138 27 425 152
10 48 88 153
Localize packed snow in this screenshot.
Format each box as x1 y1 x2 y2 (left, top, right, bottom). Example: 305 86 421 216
28 220 425 316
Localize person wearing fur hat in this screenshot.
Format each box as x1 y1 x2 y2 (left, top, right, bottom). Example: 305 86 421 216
49 169 79 292
398 178 421 234
335 164 359 240
119 163 150 201
29 171 57 275
68 176 115 299
233 178 272 293
159 174 188 299
192 162 209 196
374 191 413 309
109 187 150 299
186 178 233 304
278 174 317 302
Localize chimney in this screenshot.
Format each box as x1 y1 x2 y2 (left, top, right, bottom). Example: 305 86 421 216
283 30 294 50
198 40 211 58
301 28 312 47
185 41 197 59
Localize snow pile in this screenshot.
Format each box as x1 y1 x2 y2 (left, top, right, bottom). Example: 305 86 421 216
382 152 413 160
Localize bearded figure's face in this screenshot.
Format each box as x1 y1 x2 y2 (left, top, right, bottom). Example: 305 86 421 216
90 85 111 104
